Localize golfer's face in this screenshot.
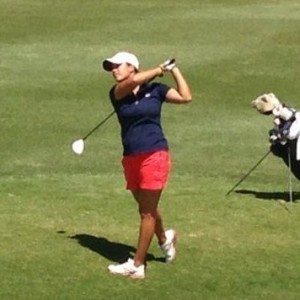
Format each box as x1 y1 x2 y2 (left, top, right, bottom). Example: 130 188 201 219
112 63 134 82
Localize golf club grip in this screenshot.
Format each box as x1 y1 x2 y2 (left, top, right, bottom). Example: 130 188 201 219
151 58 176 81
83 111 115 140
169 58 175 64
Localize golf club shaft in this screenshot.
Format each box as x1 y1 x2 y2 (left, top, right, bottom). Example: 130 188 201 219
81 62 174 141
226 149 271 196
83 111 115 140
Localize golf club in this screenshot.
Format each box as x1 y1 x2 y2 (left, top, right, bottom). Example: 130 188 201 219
226 149 271 196
71 111 115 155
71 58 175 155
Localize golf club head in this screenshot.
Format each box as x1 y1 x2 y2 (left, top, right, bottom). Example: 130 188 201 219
71 139 85 155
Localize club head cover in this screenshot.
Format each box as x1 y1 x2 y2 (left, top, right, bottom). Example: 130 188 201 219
251 93 281 114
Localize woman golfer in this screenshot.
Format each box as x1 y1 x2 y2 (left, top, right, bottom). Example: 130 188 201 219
102 51 192 279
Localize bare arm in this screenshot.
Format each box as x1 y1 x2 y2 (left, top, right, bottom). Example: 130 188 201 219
114 67 163 100
165 67 192 104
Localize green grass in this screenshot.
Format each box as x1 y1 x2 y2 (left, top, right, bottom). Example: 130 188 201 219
0 0 299 299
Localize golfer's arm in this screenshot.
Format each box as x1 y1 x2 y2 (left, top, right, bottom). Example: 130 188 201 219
133 67 163 84
165 67 192 104
114 67 163 100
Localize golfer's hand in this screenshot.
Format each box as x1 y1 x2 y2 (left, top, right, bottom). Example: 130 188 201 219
160 59 176 72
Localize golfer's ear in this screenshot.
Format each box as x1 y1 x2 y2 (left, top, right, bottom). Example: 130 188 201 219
127 64 136 73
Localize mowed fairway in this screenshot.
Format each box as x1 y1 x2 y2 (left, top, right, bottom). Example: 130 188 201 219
1 0 299 299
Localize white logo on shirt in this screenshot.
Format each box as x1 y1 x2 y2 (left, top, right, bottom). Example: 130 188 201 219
145 93 151 98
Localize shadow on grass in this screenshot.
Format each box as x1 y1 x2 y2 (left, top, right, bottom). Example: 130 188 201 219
235 189 300 202
67 233 165 263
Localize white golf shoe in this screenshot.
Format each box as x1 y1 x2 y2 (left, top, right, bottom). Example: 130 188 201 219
160 229 177 263
108 258 145 279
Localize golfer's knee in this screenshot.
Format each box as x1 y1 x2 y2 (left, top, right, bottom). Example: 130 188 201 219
140 211 157 220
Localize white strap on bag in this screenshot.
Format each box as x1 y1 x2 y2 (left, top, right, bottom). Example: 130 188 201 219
289 113 300 161
288 113 300 140
297 137 300 161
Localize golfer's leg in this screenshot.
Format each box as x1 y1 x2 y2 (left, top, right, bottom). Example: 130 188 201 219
132 190 166 246
134 189 161 267
155 210 166 245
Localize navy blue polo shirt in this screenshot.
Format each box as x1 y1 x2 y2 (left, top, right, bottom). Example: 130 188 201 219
109 82 170 156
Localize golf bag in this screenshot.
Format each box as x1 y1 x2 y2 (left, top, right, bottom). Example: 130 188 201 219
252 93 300 180
270 138 300 180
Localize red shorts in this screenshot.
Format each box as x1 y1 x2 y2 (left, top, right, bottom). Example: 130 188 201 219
122 150 171 191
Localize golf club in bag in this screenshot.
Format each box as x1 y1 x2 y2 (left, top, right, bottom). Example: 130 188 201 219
71 111 115 155
226 149 271 196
